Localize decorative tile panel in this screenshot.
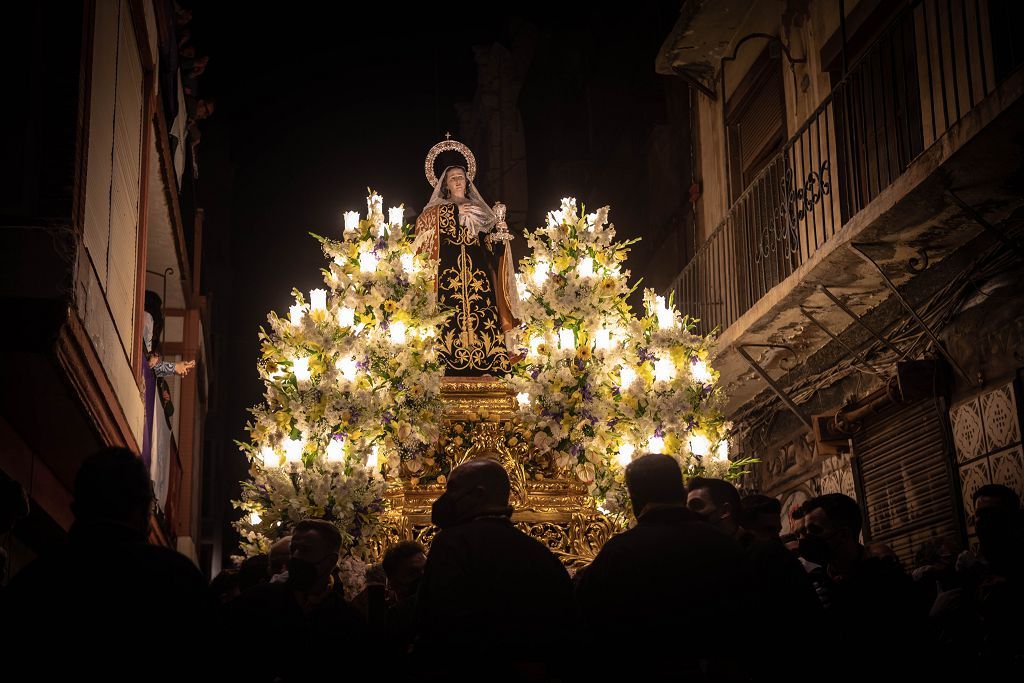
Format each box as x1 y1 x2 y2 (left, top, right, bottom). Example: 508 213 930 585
950 397 985 463
981 383 1021 452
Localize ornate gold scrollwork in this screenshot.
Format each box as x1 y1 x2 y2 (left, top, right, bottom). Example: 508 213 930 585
380 376 620 571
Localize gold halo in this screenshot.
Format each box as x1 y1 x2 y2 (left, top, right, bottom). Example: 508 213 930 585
425 136 476 187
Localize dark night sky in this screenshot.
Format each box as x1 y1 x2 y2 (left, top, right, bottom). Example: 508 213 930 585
187 2 677 561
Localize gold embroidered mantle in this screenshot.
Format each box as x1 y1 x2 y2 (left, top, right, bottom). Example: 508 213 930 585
416 203 509 375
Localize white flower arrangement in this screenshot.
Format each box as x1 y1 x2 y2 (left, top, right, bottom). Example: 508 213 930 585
234 190 449 563
509 198 736 517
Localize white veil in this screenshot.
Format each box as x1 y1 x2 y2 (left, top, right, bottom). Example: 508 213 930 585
423 165 497 235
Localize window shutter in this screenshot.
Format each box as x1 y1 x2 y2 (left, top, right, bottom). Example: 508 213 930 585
83 0 120 283
107 0 143 350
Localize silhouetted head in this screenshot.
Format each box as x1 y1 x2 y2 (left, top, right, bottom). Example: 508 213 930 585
687 476 742 535
797 493 863 567
71 447 153 537
740 493 783 542
382 540 427 600
973 484 1023 565
431 457 512 529
625 454 686 517
287 520 342 593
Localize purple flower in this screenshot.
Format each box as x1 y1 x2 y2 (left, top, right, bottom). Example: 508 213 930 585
654 426 664 438
530 367 542 380
638 347 655 362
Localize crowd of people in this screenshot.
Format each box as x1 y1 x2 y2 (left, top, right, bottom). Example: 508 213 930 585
3 446 1022 681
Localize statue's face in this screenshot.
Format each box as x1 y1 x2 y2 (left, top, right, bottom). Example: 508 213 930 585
445 169 467 199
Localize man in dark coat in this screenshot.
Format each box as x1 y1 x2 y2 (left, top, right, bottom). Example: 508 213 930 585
689 477 823 678
3 447 211 682
218 518 369 682
414 456 574 680
575 455 749 680
798 493 925 681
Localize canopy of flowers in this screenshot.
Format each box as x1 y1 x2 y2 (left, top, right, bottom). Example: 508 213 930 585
233 191 448 561
508 198 738 516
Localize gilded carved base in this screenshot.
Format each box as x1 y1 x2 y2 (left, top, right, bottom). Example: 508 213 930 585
382 376 621 571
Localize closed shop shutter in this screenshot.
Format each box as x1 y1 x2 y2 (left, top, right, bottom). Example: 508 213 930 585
853 398 962 566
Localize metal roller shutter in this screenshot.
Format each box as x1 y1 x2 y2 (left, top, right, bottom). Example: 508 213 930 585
853 398 962 566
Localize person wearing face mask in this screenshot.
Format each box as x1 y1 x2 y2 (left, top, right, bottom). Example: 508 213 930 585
797 493 925 681
687 477 820 680
414 456 574 679
3 448 211 681
219 519 368 682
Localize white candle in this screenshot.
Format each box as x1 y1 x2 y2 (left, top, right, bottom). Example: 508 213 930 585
366 444 379 470
533 260 550 286
577 257 594 278
516 392 531 408
715 438 730 461
359 251 378 274
283 437 305 463
260 446 279 468
616 442 635 467
647 436 665 454
309 288 327 314
689 433 711 457
338 306 355 328
655 296 675 330
326 439 345 463
343 211 360 233
691 360 713 385
654 357 676 383
390 321 407 345
336 355 358 382
619 366 636 390
292 356 311 383
595 328 612 350
400 253 415 273
558 328 575 350
289 304 305 327
389 206 404 226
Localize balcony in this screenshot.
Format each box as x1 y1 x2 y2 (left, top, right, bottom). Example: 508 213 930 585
666 0 1024 413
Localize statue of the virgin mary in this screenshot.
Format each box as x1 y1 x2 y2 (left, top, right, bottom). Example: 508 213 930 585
415 137 521 377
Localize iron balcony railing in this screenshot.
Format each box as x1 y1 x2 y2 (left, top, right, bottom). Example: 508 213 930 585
669 0 1022 335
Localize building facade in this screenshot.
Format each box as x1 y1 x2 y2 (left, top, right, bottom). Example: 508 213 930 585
1 1 213 577
658 0 1024 562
